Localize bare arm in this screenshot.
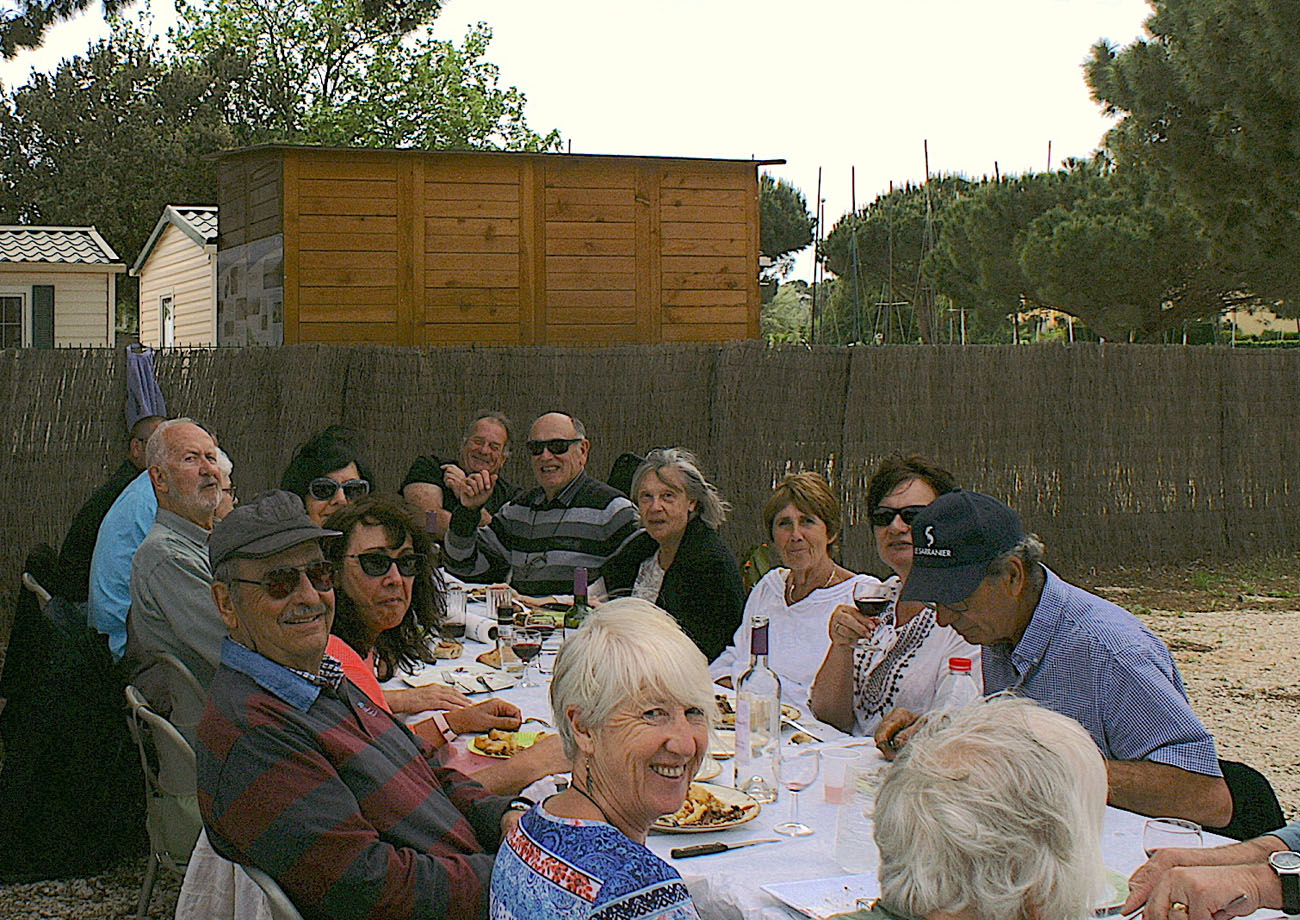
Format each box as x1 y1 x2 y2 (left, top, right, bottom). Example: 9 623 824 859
809 603 876 733
402 482 450 539
468 734 570 797
383 683 472 715
1124 835 1287 914
1106 760 1234 827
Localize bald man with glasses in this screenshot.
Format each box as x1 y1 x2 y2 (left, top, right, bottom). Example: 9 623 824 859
441 411 641 598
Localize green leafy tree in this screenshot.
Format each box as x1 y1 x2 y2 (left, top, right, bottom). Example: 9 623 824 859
759 174 815 278
2 0 134 58
172 0 560 150
760 280 811 344
1085 0 1300 311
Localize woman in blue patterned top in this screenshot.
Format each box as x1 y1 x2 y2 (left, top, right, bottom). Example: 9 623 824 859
490 599 712 920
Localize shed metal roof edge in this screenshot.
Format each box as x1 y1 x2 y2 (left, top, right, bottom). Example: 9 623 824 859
130 205 219 275
208 143 785 167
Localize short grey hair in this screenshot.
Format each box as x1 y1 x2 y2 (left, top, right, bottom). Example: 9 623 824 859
874 695 1109 920
630 448 732 528
549 598 715 759
464 411 512 457
215 448 233 479
987 534 1047 592
144 416 201 468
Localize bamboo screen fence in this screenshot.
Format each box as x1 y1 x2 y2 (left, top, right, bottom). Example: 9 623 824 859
3 342 1299 650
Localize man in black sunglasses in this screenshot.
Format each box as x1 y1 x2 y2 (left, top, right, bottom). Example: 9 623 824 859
442 411 642 597
198 490 523 919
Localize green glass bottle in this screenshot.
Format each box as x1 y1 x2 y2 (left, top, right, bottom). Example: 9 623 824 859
563 567 591 634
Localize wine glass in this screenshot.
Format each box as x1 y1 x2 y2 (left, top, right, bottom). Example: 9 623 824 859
1142 817 1202 856
510 628 544 687
851 581 890 655
525 611 562 674
774 748 821 836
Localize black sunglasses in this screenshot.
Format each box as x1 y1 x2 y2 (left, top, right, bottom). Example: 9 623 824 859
348 552 425 578
231 561 334 599
308 477 370 502
869 504 928 528
526 438 582 457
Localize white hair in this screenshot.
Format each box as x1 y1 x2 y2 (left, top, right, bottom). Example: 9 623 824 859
215 447 233 478
874 695 1109 920
144 416 200 468
631 447 732 529
549 598 715 759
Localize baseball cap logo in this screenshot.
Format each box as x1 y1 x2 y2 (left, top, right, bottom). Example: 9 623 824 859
924 525 935 547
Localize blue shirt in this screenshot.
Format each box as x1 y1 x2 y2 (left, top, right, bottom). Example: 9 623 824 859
983 566 1221 777
1274 821 1300 850
88 470 157 659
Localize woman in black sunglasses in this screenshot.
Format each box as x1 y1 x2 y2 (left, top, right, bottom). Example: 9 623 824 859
280 425 375 526
810 453 980 735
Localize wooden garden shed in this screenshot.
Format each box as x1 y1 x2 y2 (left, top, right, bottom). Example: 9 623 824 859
215 145 777 347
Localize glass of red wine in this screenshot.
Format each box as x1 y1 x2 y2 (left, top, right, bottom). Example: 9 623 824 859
851 581 891 655
511 628 544 687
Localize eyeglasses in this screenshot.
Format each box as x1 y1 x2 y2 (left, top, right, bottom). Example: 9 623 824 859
308 477 370 502
230 561 334 599
869 504 928 528
347 552 425 578
526 438 582 457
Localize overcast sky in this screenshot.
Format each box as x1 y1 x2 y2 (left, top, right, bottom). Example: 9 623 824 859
2 0 1152 279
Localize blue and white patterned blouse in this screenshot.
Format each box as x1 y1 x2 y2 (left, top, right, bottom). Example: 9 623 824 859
490 802 700 920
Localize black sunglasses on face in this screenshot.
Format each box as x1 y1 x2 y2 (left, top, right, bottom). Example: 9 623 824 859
231 561 334 599
348 552 425 578
526 438 582 457
308 477 370 502
869 504 928 528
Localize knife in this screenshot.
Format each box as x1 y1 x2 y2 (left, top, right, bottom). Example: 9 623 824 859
670 838 778 859
781 715 823 742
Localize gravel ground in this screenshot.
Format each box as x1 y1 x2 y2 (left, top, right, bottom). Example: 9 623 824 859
1 554 1296 918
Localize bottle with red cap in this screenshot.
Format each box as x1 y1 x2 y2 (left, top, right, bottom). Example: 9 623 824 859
932 656 981 711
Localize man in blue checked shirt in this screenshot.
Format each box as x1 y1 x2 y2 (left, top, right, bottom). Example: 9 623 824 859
875 489 1232 828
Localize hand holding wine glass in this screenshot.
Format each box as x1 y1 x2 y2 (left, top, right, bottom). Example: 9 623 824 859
774 748 821 837
844 580 891 654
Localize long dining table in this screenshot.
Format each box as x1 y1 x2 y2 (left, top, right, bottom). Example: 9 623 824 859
383 595 1278 920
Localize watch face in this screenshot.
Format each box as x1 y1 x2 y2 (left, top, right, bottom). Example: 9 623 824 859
1272 851 1300 871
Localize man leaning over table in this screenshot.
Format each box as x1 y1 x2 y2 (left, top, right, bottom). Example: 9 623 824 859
1122 820 1300 920
197 490 526 920
441 411 642 597
874 490 1233 828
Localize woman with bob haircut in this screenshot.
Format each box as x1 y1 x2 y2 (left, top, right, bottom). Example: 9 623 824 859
491 599 711 920
281 425 375 526
810 452 979 734
873 695 1111 920
604 447 745 661
711 471 878 701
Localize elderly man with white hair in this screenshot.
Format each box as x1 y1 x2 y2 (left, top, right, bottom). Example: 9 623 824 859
873 695 1112 920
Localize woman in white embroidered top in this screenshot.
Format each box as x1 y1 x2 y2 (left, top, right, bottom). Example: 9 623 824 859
710 472 875 703
809 454 981 735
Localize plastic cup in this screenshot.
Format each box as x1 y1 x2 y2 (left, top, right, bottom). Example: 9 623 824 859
822 748 860 804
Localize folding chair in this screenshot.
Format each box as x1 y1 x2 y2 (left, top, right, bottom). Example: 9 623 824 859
150 651 208 742
124 684 203 919
242 865 307 920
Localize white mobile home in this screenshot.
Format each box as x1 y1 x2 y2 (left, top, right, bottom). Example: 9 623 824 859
132 205 218 347
0 226 123 348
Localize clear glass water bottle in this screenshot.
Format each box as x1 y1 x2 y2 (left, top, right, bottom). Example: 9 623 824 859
734 614 781 803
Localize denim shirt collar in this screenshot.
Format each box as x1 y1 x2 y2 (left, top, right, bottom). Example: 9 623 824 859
220 637 335 712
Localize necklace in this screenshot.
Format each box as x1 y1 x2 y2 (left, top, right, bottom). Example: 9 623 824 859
785 563 836 606
571 766 615 826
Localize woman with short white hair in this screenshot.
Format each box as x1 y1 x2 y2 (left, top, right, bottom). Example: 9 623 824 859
873 696 1110 920
490 599 711 920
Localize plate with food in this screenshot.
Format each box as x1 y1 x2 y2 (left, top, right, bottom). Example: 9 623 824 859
652 782 760 833
714 693 801 727
432 639 463 660
469 729 547 759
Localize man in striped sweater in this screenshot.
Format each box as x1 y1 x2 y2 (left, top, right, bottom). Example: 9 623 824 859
196 490 526 920
442 411 642 597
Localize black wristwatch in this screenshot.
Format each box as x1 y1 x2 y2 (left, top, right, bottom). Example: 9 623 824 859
1269 850 1300 916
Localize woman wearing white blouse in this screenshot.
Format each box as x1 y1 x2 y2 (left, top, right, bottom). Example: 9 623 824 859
711 472 876 704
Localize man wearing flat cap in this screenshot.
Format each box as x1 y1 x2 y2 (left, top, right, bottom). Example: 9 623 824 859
874 489 1232 829
196 490 525 920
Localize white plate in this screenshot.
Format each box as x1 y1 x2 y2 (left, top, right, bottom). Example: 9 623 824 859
762 873 878 920
714 693 802 727
694 758 722 781
652 782 760 834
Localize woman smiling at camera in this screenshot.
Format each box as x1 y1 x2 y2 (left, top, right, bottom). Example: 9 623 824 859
810 453 980 734
281 425 374 526
604 448 745 661
710 471 876 701
490 599 710 920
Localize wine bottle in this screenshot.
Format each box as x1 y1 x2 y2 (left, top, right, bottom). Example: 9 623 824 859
563 566 591 635
734 614 781 803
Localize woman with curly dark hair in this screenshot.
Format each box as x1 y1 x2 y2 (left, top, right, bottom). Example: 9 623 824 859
322 494 521 742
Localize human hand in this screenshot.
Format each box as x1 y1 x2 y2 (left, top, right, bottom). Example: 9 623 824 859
874 707 921 761
827 603 878 649
1124 840 1279 914
453 469 497 511
446 697 522 734
1133 864 1279 920
405 682 474 712
501 807 524 838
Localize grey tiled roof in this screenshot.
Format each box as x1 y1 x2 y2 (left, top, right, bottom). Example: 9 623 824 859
0 226 121 264
172 206 218 243
130 205 218 275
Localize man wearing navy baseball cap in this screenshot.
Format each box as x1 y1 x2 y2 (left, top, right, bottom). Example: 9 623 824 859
876 490 1232 829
